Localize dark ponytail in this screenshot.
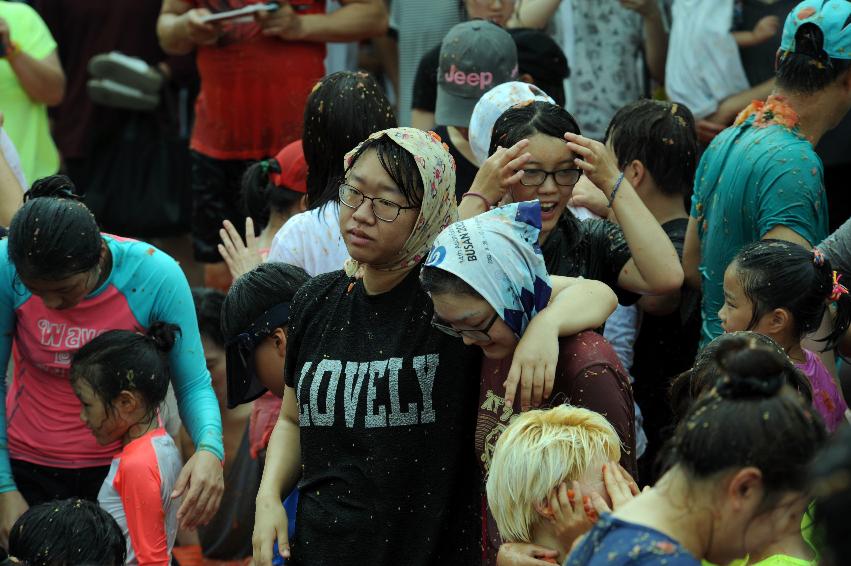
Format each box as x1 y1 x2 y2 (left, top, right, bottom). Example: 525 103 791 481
777 23 851 94
664 338 826 503
8 175 102 281
241 160 303 232
732 239 851 350
71 322 180 418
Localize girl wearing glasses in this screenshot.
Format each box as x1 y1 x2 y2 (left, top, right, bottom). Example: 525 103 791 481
421 200 636 565
461 101 683 306
251 128 617 566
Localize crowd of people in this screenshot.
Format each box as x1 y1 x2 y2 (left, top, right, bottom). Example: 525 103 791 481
1 0 851 565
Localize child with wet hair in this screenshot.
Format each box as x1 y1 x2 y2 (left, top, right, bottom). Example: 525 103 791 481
71 323 184 565
7 498 126 566
719 240 851 431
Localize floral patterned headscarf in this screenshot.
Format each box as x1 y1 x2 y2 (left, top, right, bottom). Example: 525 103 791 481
343 127 458 275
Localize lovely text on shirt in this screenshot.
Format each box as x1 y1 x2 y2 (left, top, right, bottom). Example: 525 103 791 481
296 354 439 427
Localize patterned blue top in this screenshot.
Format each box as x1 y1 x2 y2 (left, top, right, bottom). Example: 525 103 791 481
566 514 700 565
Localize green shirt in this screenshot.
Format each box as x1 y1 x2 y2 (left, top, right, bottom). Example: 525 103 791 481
0 1 60 185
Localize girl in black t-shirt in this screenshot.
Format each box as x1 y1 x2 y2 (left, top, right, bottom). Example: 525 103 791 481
250 128 596 566
459 101 683 305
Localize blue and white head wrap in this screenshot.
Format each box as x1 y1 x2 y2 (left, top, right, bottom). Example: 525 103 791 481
425 201 552 337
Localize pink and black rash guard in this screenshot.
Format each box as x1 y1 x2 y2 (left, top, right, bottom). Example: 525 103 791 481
0 235 223 493
99 428 181 566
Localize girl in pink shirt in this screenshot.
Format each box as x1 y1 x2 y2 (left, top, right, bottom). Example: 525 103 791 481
718 239 851 432
71 322 183 566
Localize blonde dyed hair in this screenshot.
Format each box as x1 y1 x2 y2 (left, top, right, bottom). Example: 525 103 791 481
486 405 621 543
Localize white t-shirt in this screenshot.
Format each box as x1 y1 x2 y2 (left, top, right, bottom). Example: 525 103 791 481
267 203 350 276
666 0 750 119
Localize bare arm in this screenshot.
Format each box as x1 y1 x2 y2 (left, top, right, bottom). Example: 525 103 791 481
565 133 682 295
253 386 302 565
509 0 562 29
762 225 812 248
683 216 701 291
0 144 23 227
642 9 667 83
545 276 618 333
0 13 65 107
157 0 220 56
258 0 387 43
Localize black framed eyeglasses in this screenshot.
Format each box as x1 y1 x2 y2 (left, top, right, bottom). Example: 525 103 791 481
519 168 583 188
338 183 418 223
431 311 500 342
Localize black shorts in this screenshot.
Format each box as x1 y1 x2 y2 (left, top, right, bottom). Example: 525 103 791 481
11 459 111 505
191 150 255 263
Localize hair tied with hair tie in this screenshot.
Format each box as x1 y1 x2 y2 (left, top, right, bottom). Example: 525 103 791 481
716 374 785 400
830 271 849 302
813 248 826 267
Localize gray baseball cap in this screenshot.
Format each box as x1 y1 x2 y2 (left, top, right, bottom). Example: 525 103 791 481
436 20 518 128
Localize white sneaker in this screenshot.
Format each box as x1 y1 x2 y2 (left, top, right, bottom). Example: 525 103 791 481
88 52 163 94
87 78 159 111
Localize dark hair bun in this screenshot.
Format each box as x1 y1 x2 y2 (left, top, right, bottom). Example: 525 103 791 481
146 322 181 354
26 175 80 203
795 23 829 62
715 344 786 399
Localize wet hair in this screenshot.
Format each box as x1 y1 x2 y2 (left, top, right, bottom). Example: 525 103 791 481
663 339 826 508
343 135 425 208
192 287 225 348
811 426 851 566
303 71 397 210
776 23 851 95
605 99 698 196
669 332 813 426
489 101 585 250
488 101 581 157
420 265 479 298
8 175 101 281
70 322 179 421
220 262 311 341
241 160 304 232
8 498 126 566
730 240 851 349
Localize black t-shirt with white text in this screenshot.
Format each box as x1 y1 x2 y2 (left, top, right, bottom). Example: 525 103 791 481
284 267 482 565
542 213 639 306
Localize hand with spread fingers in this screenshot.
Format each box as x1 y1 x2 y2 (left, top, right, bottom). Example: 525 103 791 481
218 218 264 280
563 132 621 199
467 139 533 209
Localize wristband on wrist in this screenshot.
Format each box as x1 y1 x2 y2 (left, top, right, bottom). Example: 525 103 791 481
607 172 625 208
2 41 20 59
461 191 493 210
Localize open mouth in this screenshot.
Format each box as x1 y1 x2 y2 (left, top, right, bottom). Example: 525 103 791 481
540 202 558 214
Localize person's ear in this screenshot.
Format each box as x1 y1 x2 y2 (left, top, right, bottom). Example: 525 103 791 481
272 327 287 358
115 390 141 417
625 159 645 191
519 73 535 85
533 498 555 520
760 307 792 336
725 467 764 512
